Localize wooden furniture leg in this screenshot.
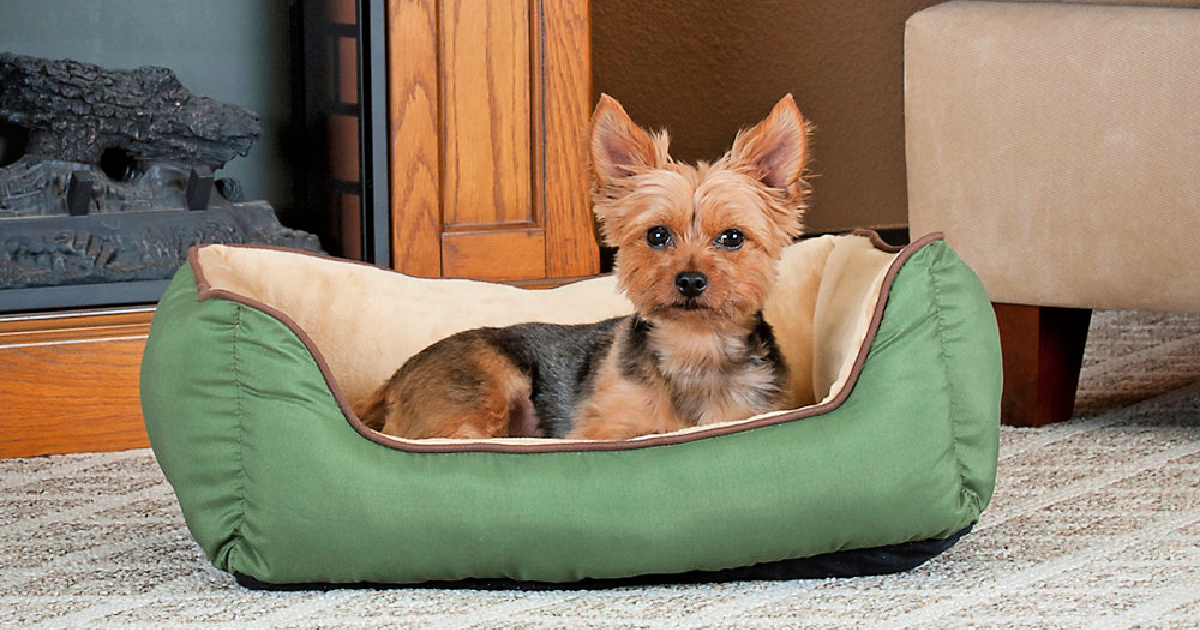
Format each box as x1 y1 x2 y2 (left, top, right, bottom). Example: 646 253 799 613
993 303 1092 427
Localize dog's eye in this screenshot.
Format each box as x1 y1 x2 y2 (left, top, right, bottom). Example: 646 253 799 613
715 228 744 250
646 226 672 248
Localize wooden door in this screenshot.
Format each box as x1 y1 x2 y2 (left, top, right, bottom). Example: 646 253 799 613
387 0 598 283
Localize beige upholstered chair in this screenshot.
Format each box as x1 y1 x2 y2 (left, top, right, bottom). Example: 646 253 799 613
905 0 1200 426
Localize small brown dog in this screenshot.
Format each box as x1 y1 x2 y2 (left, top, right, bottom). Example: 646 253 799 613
356 94 810 440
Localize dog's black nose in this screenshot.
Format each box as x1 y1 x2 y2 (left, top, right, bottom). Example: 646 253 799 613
675 271 708 298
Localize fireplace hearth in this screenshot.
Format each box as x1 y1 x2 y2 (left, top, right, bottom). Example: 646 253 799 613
0 52 320 311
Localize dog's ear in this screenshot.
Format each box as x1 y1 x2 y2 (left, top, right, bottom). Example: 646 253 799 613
590 94 663 184
729 94 809 202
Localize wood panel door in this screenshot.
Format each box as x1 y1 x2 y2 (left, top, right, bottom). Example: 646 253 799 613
387 0 598 283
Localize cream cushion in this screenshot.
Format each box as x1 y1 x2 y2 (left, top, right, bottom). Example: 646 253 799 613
195 234 898 418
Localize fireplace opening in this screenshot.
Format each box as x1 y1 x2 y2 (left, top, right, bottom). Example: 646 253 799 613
0 1 390 313
0 120 28 168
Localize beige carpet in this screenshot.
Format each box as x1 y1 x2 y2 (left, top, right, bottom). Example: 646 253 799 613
2 310 1199 628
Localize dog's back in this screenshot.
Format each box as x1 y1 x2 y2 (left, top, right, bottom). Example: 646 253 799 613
355 317 625 439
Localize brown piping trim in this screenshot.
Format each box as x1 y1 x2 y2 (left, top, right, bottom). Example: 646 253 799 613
184 230 945 454
188 246 211 297
850 228 906 254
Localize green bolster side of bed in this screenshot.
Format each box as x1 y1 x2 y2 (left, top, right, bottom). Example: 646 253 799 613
141 240 1002 585
923 241 1002 518
141 263 247 569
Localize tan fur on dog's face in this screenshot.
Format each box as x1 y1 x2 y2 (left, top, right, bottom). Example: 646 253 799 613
589 94 811 328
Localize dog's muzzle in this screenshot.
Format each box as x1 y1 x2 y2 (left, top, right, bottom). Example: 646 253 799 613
675 271 708 298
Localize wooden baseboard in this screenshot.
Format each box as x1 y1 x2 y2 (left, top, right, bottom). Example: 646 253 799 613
0 307 154 458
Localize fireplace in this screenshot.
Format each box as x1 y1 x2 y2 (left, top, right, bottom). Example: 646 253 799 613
0 0 390 313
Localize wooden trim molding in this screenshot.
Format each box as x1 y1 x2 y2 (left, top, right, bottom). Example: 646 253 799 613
387 0 444 277
0 307 154 458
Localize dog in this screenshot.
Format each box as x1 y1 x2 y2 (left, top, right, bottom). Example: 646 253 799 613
355 93 810 440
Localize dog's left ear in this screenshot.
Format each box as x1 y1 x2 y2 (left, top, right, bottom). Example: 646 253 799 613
730 94 809 203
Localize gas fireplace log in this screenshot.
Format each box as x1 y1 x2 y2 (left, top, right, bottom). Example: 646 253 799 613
0 52 260 167
0 53 322 300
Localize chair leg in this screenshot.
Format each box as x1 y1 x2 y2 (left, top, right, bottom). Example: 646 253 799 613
992 303 1092 427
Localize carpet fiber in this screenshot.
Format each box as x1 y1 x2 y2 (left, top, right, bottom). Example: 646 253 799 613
3 310 1199 628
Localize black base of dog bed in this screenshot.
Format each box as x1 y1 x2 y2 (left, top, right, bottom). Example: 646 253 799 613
234 526 971 591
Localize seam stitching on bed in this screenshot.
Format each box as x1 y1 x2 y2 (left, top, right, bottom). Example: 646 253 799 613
926 244 981 523
231 304 248 570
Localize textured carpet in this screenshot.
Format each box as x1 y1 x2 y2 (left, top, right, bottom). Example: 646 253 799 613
2 310 1199 628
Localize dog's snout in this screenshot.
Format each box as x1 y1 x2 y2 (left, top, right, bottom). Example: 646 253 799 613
675 271 708 298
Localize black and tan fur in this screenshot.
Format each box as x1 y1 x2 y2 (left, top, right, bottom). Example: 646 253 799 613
355 93 810 440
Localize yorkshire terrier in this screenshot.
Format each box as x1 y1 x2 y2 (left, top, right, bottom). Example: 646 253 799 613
355 93 810 440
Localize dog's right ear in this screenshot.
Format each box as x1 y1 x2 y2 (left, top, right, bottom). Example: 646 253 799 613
590 94 662 185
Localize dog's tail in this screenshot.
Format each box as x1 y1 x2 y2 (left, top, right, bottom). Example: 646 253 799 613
352 387 389 432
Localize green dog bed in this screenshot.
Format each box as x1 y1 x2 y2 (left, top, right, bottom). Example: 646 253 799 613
140 231 1000 588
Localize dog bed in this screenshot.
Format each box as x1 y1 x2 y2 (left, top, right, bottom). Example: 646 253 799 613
140 230 1001 588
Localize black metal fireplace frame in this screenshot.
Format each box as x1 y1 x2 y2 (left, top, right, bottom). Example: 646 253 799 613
3 279 170 312
294 0 391 269
360 0 392 269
